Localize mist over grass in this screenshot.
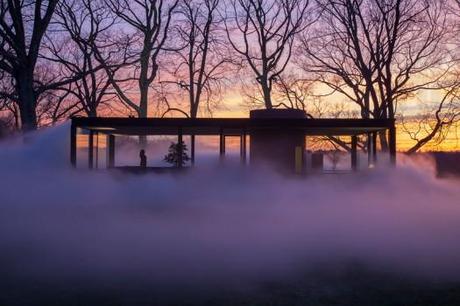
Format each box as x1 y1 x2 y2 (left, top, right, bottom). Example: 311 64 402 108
0 124 459 305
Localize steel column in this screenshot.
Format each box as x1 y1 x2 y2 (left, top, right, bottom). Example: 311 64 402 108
70 124 77 168
219 129 225 158
389 126 397 166
191 134 195 166
178 128 183 168
88 130 94 169
351 135 358 171
107 135 115 168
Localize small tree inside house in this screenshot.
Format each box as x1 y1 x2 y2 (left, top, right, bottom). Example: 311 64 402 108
164 141 190 167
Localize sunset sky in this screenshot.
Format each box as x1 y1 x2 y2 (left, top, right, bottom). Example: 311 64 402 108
3 2 460 305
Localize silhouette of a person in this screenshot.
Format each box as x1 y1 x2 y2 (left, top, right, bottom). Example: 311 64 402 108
139 149 147 168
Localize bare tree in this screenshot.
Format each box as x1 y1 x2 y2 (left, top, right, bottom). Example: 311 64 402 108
0 99 20 131
0 70 19 130
401 74 460 154
0 0 106 131
162 0 232 119
158 0 235 162
0 0 60 131
224 0 311 109
398 0 460 153
272 75 315 111
299 0 449 149
93 0 179 120
43 0 117 118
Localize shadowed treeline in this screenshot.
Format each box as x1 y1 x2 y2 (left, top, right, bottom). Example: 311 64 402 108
1 0 460 152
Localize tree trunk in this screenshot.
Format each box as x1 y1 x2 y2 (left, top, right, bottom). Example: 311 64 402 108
379 130 388 151
16 70 38 131
377 107 390 151
88 107 97 118
138 84 149 149
261 78 272 109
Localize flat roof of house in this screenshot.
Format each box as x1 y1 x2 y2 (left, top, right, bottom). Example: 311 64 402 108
71 117 394 136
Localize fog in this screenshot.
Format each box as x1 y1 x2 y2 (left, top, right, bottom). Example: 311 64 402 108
0 123 460 299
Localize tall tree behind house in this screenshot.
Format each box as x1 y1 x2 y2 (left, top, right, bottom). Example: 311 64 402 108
299 0 449 149
224 0 312 109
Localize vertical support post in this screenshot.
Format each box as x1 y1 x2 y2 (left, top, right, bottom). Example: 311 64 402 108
95 132 99 169
372 132 378 165
295 146 303 175
88 130 94 169
178 127 183 168
242 131 247 164
191 134 195 166
367 133 372 167
389 125 397 167
107 134 115 168
219 128 225 159
303 134 306 171
240 133 244 162
240 131 247 165
351 135 358 171
70 123 77 168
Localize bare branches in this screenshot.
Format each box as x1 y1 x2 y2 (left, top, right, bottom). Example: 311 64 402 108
161 0 233 118
94 0 179 119
296 0 451 150
401 77 460 153
46 0 116 117
0 0 59 130
224 0 312 109
299 0 449 121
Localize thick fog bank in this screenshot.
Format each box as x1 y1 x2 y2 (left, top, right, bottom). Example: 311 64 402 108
0 124 459 292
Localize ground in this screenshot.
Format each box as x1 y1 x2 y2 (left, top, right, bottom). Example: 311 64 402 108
1 126 460 306
3 265 460 306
